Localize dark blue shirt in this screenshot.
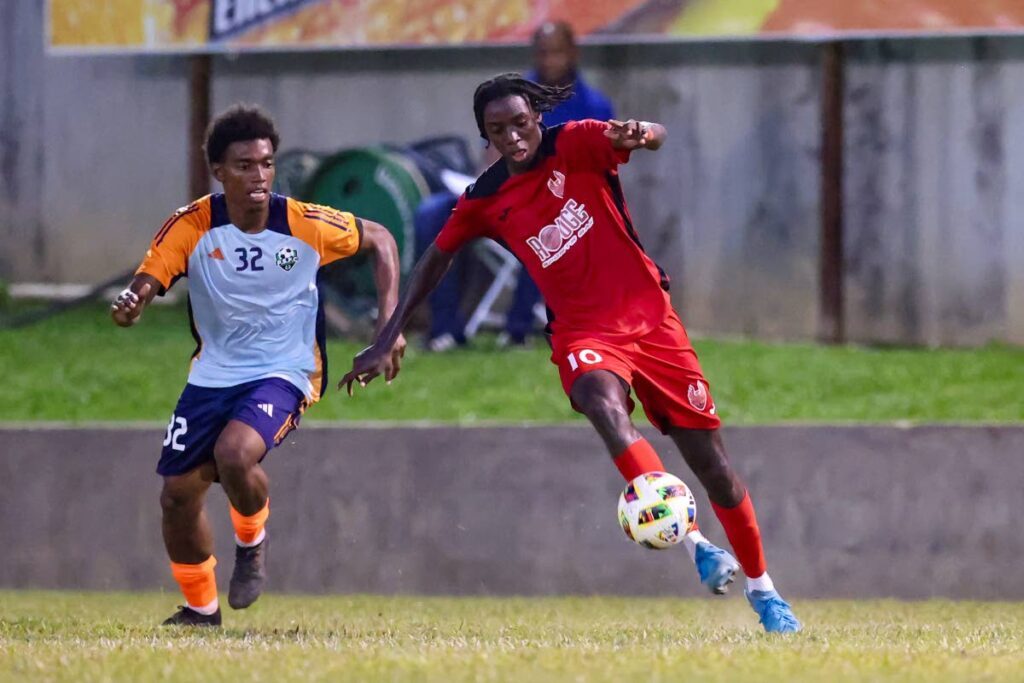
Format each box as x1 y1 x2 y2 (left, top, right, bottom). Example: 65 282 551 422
527 71 615 127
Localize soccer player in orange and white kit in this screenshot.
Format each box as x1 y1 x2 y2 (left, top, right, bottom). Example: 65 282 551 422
343 74 800 633
112 105 405 626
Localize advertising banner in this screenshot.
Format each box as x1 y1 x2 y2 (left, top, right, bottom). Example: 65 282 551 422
48 0 1024 54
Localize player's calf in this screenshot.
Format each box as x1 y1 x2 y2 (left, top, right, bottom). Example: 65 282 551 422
569 370 640 455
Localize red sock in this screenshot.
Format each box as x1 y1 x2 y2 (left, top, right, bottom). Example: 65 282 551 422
613 438 666 481
711 491 767 578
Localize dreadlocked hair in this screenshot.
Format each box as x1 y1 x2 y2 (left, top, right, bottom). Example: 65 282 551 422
473 72 574 140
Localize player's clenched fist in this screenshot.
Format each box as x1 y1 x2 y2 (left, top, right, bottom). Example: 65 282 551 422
110 283 152 327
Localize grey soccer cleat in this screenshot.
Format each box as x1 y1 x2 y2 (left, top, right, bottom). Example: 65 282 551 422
228 535 267 609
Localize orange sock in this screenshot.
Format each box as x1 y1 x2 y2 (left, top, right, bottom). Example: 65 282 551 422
230 499 269 546
613 438 666 481
170 556 218 612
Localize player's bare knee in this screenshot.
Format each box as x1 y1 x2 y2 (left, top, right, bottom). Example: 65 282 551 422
213 422 265 477
160 486 200 515
213 442 253 480
579 393 631 432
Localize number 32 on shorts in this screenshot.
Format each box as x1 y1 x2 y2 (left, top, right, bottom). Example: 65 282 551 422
163 414 188 452
566 349 603 372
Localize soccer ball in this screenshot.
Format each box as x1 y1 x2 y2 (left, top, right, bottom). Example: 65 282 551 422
617 472 697 549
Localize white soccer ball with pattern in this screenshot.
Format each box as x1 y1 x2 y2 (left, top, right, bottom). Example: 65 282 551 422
617 472 697 549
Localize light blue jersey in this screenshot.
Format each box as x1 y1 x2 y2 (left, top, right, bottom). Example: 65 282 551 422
138 193 361 402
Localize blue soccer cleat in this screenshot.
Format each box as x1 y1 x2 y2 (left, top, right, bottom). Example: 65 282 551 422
694 541 740 595
746 589 802 633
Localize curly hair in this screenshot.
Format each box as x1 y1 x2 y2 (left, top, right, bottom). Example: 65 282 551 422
204 104 280 165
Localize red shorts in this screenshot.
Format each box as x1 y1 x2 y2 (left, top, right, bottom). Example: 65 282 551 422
551 310 721 433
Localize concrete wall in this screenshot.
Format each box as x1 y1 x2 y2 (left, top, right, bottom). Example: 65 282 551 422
3 0 1024 344
843 39 1024 346
2 425 1022 600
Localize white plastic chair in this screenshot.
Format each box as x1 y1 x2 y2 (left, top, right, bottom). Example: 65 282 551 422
463 240 522 338
437 170 544 339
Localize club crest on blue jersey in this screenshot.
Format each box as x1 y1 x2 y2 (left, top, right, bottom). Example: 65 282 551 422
275 247 299 271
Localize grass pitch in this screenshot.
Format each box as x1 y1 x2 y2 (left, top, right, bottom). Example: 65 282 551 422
1 303 1022 423
2 592 1023 683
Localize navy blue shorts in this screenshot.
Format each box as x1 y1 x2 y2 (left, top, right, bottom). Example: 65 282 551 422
157 378 306 477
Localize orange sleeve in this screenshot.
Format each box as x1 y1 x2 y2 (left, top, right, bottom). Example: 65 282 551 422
287 199 362 267
135 197 210 292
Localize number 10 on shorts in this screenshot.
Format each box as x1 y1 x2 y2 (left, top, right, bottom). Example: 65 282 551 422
163 414 188 452
567 349 603 371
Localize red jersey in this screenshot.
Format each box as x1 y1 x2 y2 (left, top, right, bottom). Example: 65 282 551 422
435 119 671 342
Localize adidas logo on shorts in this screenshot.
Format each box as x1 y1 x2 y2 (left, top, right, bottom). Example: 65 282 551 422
257 403 274 417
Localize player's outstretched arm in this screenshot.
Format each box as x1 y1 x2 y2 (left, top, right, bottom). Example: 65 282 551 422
340 244 455 395
110 274 160 327
604 119 667 152
358 219 407 378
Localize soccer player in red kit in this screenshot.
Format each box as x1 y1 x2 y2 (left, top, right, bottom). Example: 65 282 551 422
344 74 800 633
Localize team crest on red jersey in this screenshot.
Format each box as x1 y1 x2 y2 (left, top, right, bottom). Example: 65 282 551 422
547 170 566 199
687 381 708 411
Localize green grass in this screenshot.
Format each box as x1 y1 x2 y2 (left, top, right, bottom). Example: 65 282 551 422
2 592 1023 682
0 304 1021 423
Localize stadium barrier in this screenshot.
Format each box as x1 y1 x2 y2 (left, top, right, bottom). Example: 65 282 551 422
1 424 1021 599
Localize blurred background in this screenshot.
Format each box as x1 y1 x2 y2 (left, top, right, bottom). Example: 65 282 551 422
4 0 1024 346
1 1 1023 603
